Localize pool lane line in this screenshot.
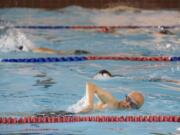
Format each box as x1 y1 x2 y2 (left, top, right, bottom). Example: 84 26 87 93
0 56 87 63
0 56 179 63
87 56 171 61
170 57 180 62
0 115 179 124
14 25 180 29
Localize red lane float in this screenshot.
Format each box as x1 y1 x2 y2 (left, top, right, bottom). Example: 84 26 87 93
87 56 170 62
0 115 179 124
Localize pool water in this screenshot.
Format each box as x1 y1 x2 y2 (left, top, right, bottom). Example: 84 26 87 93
0 6 180 134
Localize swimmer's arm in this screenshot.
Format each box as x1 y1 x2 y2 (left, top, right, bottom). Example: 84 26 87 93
31 47 65 54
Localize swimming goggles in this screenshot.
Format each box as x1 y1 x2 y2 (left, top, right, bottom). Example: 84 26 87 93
125 95 139 109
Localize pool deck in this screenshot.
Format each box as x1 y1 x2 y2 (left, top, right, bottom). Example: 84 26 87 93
0 0 180 10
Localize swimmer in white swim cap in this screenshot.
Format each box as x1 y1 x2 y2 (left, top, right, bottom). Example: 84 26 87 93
93 69 124 80
78 82 144 113
93 69 112 79
156 26 174 35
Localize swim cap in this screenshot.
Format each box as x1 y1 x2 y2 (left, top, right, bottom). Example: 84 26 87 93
93 69 112 80
128 91 144 109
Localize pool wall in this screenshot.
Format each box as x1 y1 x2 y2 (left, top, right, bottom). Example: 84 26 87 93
0 0 180 10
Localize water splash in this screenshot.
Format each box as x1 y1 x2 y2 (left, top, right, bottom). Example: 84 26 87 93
0 26 34 52
67 95 87 113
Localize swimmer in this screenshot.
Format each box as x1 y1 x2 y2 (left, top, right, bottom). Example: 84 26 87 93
93 69 124 80
0 27 91 55
156 26 174 35
96 27 116 33
94 70 180 84
148 78 180 84
5 43 91 55
151 26 174 43
93 69 112 79
78 82 144 113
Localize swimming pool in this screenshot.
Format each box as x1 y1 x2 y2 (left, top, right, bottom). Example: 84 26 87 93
0 6 180 134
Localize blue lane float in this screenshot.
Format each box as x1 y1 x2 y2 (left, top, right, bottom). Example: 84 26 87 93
170 57 180 62
1 57 87 63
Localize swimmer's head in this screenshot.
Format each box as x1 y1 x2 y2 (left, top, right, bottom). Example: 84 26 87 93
93 69 112 80
97 27 116 33
74 50 91 55
17 46 23 51
158 26 172 35
11 44 30 52
121 91 144 109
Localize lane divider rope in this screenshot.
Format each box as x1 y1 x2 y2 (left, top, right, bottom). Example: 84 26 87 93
1 56 87 63
87 56 171 61
0 115 179 124
0 56 179 63
14 25 180 30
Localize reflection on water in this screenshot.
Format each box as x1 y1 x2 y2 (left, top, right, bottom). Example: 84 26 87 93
33 78 56 88
33 72 56 88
